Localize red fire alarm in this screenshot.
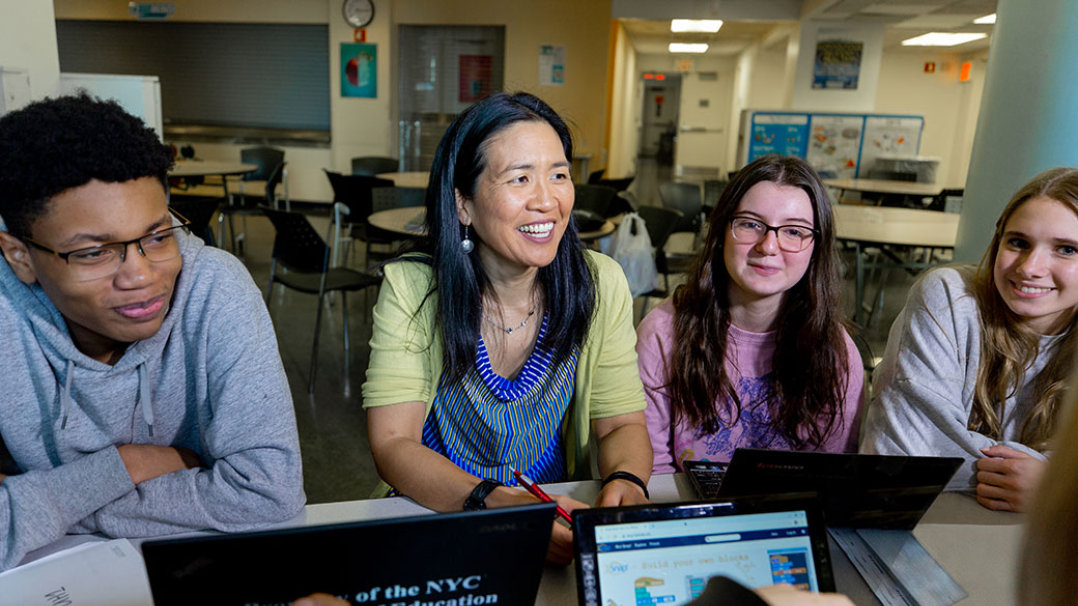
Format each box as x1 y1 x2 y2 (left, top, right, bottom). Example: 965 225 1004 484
959 61 972 82
924 61 936 73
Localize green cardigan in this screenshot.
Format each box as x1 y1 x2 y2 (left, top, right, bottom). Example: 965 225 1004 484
362 250 646 496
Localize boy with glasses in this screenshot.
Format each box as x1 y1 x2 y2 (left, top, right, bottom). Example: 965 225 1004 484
0 95 305 571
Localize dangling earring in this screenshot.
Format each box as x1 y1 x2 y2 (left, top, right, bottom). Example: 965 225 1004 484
461 224 475 253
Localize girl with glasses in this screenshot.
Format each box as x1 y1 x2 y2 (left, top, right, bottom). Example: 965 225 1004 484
637 154 864 474
863 168 1078 512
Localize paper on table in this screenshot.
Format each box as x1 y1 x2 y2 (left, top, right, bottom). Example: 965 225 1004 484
0 539 154 606
829 527 967 606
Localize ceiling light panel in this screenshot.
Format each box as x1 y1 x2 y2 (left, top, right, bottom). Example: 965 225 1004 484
901 32 988 46
668 42 709 53
670 19 723 33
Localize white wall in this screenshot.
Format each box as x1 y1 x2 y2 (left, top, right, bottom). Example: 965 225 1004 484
792 20 884 113
0 0 60 102
874 49 987 187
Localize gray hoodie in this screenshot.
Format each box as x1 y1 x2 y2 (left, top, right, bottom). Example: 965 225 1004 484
0 230 305 571
861 266 1052 491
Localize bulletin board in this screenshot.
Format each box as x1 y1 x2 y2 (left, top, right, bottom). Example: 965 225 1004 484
738 110 923 179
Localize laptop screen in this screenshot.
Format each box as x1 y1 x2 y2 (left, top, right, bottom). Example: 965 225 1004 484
142 503 555 606
574 498 834 606
718 449 963 528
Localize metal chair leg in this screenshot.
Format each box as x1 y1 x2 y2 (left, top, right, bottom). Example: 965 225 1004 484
309 291 326 394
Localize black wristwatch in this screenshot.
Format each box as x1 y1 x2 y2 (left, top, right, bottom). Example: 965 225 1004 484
463 479 503 510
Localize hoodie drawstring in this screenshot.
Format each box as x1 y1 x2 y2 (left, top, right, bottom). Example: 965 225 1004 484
58 361 155 437
138 364 155 437
60 360 73 430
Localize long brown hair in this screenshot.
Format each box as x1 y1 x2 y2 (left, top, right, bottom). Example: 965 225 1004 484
969 167 1078 450
1019 381 1078 605
668 154 851 447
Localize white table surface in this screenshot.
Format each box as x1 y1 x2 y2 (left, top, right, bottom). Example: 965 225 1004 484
16 474 1023 605
824 178 949 198
169 160 258 178
833 204 960 249
377 171 430 189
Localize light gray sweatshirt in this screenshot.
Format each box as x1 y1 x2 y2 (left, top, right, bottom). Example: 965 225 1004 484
0 230 305 571
861 266 1053 491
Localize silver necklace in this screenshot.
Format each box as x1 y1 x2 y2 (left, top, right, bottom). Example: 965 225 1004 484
482 306 537 334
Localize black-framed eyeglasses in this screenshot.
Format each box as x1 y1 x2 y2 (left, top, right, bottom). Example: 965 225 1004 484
729 216 818 252
22 209 192 282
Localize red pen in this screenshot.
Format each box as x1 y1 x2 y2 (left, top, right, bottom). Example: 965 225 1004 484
512 469 572 523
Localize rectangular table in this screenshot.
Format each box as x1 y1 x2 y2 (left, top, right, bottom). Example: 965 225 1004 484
16 473 1023 605
833 204 961 326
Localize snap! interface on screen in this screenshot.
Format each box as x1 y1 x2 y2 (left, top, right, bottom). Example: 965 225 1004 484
593 510 817 605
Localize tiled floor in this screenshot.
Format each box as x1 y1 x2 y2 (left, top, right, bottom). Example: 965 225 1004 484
223 158 920 505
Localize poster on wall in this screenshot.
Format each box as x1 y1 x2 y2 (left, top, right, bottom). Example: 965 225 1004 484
539 45 565 86
812 39 863 89
341 43 377 98
459 55 493 102
748 113 810 163
858 116 925 176
806 114 864 178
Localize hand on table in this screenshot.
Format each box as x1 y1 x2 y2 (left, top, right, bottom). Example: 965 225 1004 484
975 445 1046 512
545 492 588 565
595 477 649 508
292 594 349 606
117 444 203 485
755 583 855 606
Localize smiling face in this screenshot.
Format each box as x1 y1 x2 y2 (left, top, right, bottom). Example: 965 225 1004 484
723 181 815 322
993 196 1078 335
0 177 182 363
456 120 574 281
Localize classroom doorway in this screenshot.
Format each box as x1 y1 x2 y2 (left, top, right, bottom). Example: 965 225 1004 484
638 74 681 166
396 25 505 171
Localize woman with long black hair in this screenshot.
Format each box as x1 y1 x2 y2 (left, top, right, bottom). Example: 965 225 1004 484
363 92 651 563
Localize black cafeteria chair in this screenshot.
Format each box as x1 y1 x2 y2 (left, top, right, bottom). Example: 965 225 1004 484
634 205 685 319
168 195 219 246
262 207 382 393
218 146 286 254
351 156 400 176
324 169 396 265
573 184 618 218
659 181 705 234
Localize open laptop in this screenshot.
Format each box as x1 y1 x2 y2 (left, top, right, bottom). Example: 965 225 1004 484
689 449 963 529
573 495 834 606
142 503 555 606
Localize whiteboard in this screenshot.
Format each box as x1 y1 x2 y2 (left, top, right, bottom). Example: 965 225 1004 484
58 72 163 139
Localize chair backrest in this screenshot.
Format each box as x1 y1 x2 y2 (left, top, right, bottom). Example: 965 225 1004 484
351 156 400 176
574 184 618 218
703 179 728 211
324 169 395 222
597 176 634 193
371 186 425 213
241 146 286 182
168 196 218 245
587 168 606 184
265 161 287 207
636 205 683 251
261 207 330 274
658 181 703 232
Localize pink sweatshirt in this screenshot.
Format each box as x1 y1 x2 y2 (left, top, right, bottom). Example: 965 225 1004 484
637 300 864 474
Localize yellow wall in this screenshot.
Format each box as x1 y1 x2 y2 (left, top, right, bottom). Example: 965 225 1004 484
392 0 612 159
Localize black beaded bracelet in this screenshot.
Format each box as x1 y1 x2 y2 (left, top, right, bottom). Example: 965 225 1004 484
463 479 503 511
601 470 650 499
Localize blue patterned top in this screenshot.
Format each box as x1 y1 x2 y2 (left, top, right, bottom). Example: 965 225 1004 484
422 315 578 485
